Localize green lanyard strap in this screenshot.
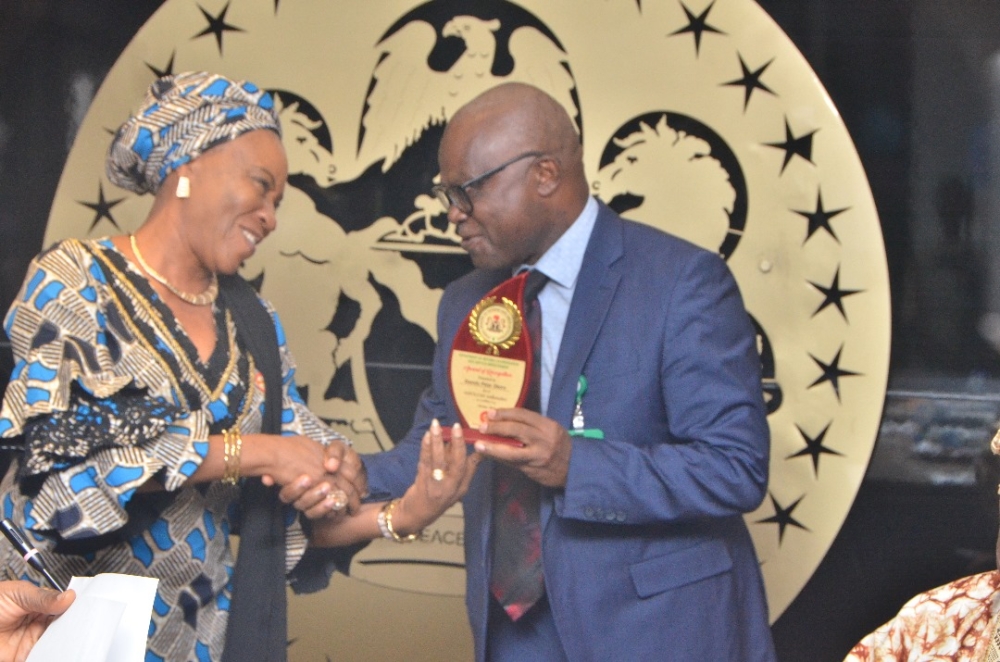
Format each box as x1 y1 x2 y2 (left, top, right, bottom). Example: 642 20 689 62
568 376 604 439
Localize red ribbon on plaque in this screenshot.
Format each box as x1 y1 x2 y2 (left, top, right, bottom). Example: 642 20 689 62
443 271 535 445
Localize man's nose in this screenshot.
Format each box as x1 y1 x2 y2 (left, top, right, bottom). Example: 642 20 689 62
447 203 468 225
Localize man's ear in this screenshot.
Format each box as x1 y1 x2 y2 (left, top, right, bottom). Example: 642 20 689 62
534 156 561 197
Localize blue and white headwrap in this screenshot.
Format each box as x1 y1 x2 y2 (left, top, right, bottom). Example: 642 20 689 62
106 71 281 195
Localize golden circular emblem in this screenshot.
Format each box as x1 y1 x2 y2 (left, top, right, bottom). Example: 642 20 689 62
469 296 523 355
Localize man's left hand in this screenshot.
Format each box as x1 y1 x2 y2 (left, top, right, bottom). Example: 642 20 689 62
474 408 572 487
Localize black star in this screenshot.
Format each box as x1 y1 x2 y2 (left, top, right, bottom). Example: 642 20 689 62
792 191 849 244
193 2 244 55
809 266 863 320
808 345 862 402
787 423 843 476
756 493 809 544
146 51 176 80
722 54 776 111
765 118 817 174
78 183 126 233
669 0 725 56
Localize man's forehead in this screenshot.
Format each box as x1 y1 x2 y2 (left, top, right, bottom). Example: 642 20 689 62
440 126 505 175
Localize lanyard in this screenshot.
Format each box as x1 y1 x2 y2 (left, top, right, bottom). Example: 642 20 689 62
568 376 604 439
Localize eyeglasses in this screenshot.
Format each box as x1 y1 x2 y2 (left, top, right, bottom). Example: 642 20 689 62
432 151 545 215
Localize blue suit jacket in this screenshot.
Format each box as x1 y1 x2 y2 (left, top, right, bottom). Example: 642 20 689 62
365 202 776 661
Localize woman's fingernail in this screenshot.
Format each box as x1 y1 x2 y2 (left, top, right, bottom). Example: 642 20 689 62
431 418 441 434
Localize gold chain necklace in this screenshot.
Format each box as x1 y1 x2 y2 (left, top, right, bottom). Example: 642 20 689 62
129 234 218 306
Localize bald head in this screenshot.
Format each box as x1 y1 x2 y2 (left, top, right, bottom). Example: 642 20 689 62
436 83 589 269
442 83 586 195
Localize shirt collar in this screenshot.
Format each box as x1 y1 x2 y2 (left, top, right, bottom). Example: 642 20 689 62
516 196 598 289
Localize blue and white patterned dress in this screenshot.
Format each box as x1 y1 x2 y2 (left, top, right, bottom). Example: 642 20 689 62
0 238 346 661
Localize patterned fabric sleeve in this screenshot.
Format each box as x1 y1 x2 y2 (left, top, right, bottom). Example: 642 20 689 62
259 298 360 581
987 612 1000 662
843 571 1000 662
0 240 212 539
265 298 349 448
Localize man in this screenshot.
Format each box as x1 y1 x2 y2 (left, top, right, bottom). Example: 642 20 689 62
363 82 775 661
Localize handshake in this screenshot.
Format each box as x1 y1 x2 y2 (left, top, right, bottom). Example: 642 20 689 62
257 434 369 521
251 420 481 534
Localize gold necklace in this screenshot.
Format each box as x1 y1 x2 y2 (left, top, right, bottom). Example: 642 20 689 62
129 234 218 306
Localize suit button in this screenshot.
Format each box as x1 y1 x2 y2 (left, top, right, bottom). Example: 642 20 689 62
616 512 626 522
584 507 595 518
604 511 616 521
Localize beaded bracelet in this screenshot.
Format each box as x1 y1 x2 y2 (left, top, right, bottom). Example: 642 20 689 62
221 427 243 485
378 499 418 543
376 503 393 540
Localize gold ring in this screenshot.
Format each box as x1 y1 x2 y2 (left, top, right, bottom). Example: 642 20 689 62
328 490 348 511
432 468 445 482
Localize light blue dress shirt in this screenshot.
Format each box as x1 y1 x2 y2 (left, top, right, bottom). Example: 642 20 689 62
515 196 598 416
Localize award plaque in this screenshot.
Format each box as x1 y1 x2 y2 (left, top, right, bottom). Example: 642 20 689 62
443 271 535 446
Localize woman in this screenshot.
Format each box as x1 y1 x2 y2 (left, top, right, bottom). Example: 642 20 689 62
0 72 477 661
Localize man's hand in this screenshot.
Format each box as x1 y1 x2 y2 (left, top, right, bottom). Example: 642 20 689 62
266 440 368 519
473 408 573 487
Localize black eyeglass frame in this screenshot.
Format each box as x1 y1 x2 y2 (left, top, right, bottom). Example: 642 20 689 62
432 150 546 215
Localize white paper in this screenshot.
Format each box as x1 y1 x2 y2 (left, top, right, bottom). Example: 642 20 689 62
27 573 159 662
27 595 124 662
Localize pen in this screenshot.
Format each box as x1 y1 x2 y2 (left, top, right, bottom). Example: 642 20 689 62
0 518 66 592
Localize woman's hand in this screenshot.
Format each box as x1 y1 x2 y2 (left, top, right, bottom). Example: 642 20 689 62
389 420 482 536
322 440 368 513
299 420 481 548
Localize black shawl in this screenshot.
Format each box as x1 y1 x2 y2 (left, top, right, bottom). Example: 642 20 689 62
219 274 288 662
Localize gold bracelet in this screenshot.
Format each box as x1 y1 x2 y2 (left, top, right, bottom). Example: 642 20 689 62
222 428 243 485
222 429 231 479
382 499 418 543
230 428 243 484
222 429 233 484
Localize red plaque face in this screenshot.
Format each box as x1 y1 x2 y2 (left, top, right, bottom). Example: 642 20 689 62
445 271 534 445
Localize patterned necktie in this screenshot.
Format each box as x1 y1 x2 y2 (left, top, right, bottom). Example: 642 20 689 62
490 269 548 621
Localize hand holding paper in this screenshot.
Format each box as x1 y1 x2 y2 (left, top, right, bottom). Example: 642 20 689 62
27 574 158 662
0 580 74 662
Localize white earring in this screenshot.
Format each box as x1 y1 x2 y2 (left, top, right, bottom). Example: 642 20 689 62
176 175 190 199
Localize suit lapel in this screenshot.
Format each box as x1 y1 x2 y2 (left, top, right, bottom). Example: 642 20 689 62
548 203 625 430
464 210 624 534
